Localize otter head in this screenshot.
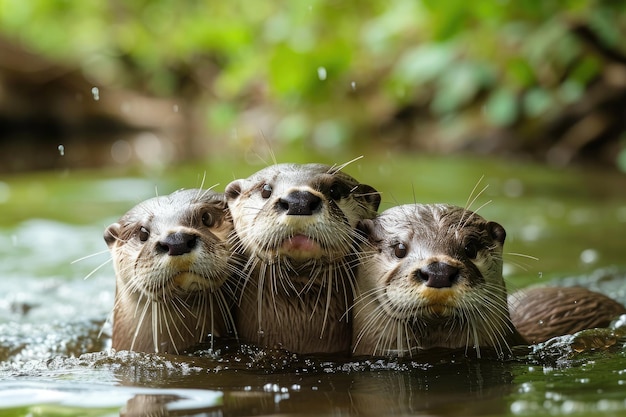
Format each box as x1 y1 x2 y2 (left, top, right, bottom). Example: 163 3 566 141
354 204 518 357
225 163 380 267
105 189 233 296
104 188 235 354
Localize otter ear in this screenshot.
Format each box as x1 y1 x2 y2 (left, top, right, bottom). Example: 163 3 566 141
225 180 242 201
213 194 228 210
487 221 506 245
104 223 121 248
356 184 381 212
356 218 382 245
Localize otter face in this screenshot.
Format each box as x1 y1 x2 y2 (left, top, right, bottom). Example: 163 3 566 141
104 189 233 298
354 204 515 356
225 163 380 265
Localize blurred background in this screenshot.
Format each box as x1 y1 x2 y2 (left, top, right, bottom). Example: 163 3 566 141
2 0 626 173
0 0 625 283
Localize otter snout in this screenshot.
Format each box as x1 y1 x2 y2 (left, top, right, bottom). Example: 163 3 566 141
415 262 459 288
157 231 198 256
277 190 323 216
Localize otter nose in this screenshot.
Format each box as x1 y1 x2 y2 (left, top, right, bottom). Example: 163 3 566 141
158 232 197 256
277 190 322 215
415 262 459 288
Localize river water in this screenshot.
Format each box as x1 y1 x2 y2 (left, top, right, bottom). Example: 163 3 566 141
1 153 626 416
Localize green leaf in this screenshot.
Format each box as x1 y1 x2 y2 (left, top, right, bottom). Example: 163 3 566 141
484 88 518 126
523 88 553 118
392 44 456 86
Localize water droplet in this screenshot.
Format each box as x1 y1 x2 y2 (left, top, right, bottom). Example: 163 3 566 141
173 104 179 113
580 248 599 264
317 66 327 81
263 383 280 392
91 87 100 101
57 144 65 156
351 81 356 90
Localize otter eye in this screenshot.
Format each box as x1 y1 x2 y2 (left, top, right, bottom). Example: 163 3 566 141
464 241 479 259
138 226 150 242
394 243 408 258
329 182 344 201
261 184 272 199
202 211 214 227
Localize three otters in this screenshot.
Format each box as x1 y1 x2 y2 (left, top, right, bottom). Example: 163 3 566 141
105 163 626 356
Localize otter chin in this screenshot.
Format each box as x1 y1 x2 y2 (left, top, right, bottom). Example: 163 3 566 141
104 188 236 354
225 163 381 354
352 204 526 358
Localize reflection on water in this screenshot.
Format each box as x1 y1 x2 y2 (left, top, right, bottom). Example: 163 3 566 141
1 155 626 416
0 348 519 416
0 380 222 416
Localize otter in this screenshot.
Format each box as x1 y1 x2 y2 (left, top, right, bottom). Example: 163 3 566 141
352 204 526 357
509 286 626 344
225 163 381 354
104 188 236 354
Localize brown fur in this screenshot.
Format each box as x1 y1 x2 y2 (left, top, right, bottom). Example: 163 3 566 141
352 204 526 357
225 163 380 354
104 189 235 354
509 286 626 344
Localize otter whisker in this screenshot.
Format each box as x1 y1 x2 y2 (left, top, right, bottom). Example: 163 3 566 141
159 302 181 355
328 155 364 175
463 175 487 212
457 175 488 231
506 252 539 261
460 199 492 231
131 298 151 352
71 249 110 264
81 257 114 281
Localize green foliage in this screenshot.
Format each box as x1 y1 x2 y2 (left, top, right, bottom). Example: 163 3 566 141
1 0 625 156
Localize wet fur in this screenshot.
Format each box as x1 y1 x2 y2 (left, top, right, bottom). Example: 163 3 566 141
104 189 237 354
352 204 526 358
225 163 380 354
509 286 626 344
